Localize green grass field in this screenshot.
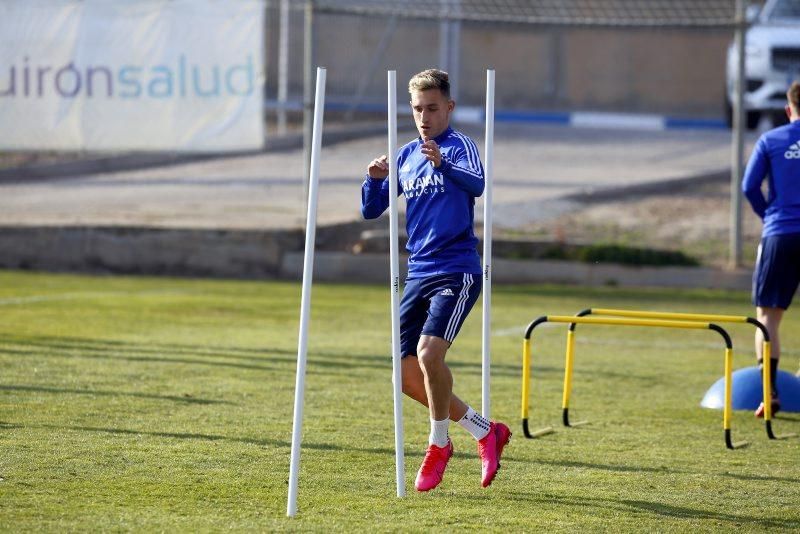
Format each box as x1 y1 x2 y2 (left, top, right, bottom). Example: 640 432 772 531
1 270 799 532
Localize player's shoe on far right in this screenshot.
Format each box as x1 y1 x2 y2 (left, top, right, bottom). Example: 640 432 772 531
477 421 511 488
755 396 780 418
414 440 453 492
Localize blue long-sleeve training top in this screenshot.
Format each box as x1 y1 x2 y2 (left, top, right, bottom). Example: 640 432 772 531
742 120 800 237
361 126 484 279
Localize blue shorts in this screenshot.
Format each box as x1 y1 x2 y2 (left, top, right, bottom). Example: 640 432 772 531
399 272 482 357
752 232 800 310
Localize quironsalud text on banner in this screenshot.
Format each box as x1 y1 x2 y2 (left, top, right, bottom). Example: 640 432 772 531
0 0 265 152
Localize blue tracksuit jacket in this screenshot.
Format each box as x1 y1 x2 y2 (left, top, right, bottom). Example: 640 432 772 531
361 126 484 279
742 120 800 237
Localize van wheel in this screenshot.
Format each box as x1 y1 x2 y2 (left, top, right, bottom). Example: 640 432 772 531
725 98 761 130
724 98 733 128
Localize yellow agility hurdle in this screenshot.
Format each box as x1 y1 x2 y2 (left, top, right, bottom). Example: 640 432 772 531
521 315 744 449
563 309 796 444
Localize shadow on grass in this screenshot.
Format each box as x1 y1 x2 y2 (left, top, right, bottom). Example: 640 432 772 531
507 491 799 529
517 455 800 485
34 423 340 451
0 334 527 377
25 423 477 460
533 458 688 476
620 498 798 529
0 421 23 429
0 334 295 365
721 472 800 484
0 384 229 405
0 344 287 373
0 336 360 375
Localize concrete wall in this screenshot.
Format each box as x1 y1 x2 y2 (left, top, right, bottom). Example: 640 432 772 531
282 252 750 290
0 226 751 290
0 226 303 278
265 7 732 117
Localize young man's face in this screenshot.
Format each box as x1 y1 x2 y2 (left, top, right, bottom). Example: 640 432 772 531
410 89 454 139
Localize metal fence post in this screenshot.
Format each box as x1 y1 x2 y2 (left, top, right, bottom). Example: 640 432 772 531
302 0 315 218
729 0 746 269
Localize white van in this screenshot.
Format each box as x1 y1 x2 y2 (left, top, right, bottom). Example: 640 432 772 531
725 0 800 129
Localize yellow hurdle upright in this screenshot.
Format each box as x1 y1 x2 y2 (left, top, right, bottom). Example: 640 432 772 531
521 315 743 449
576 308 794 442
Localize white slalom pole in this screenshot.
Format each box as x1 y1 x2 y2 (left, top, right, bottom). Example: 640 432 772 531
481 69 495 419
387 70 405 498
287 67 326 518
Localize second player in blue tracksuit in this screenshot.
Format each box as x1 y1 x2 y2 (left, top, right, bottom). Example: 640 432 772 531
741 81 800 415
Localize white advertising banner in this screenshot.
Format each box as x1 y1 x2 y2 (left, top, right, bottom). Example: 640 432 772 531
0 0 264 152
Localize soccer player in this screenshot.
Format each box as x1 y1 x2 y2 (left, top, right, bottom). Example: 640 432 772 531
742 80 800 417
360 69 510 492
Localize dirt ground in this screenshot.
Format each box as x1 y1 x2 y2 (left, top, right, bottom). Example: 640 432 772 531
0 121 761 269
504 177 764 268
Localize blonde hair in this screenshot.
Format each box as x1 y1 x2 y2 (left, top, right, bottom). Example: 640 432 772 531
408 69 450 99
789 81 800 114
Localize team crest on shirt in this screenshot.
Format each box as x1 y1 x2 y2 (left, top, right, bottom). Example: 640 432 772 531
785 141 800 159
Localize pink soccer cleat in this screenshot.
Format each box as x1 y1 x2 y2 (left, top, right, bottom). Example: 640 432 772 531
477 421 511 488
414 440 454 492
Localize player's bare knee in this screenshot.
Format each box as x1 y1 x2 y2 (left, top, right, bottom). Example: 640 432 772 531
417 347 445 371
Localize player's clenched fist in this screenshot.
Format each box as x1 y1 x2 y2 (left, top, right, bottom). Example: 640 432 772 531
420 137 442 168
367 155 389 179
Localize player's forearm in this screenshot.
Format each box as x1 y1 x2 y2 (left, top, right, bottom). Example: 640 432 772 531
743 188 768 219
438 156 485 197
361 177 389 219
742 172 767 218
741 143 769 219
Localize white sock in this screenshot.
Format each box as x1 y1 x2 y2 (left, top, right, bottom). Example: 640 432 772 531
458 406 491 441
429 418 450 447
